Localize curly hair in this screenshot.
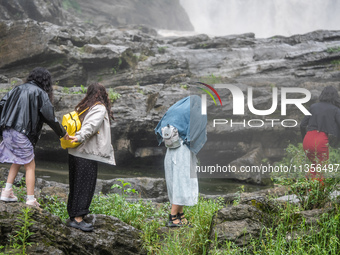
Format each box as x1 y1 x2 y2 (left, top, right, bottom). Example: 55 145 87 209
319 86 340 107
75 83 114 122
26 67 53 102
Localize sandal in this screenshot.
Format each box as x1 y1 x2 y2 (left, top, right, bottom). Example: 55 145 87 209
167 214 183 227
177 212 192 227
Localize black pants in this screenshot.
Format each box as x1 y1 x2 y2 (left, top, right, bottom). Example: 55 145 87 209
67 154 98 219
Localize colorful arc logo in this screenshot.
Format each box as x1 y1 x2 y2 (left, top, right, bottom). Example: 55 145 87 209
196 82 222 115
196 82 222 106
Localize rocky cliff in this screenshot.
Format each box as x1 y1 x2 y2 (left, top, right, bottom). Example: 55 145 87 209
0 0 193 31
0 2 340 184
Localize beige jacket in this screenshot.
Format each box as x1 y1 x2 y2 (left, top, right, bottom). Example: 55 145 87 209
68 104 115 165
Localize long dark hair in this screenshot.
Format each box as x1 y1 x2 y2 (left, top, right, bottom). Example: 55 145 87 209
75 83 114 122
26 67 53 102
319 86 340 107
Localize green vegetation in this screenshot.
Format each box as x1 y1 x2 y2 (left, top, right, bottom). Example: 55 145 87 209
112 58 122 74
37 171 340 254
3 143 340 254
108 88 121 103
326 46 340 53
62 85 87 94
199 74 223 84
62 86 70 94
199 43 208 48
62 0 81 13
136 85 145 95
80 84 87 93
0 88 11 93
180 84 189 90
77 46 85 54
331 60 340 66
232 185 244 206
1 207 34 255
39 188 224 254
272 143 340 209
111 179 139 197
158 46 168 54
137 89 144 95
138 54 149 62
12 178 27 203
244 203 340 255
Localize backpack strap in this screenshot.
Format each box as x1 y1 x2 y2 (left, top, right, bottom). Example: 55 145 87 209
78 107 89 116
78 102 103 116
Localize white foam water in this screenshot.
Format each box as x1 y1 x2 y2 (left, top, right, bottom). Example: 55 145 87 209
180 0 340 38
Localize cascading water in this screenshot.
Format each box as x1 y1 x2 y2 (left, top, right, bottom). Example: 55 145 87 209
179 0 340 38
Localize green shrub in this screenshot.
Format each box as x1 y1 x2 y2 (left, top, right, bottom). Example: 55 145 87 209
272 143 340 209
108 88 121 103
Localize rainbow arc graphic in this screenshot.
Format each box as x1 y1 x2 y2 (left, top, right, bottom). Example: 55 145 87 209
196 82 222 115
196 82 222 105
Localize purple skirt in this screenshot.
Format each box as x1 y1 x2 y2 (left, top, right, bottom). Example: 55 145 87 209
0 128 34 165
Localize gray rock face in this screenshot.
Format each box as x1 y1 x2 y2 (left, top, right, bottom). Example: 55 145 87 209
70 0 193 31
98 177 167 201
0 0 193 32
210 204 270 248
209 192 284 249
0 202 145 255
0 0 65 25
0 10 340 183
208 189 331 252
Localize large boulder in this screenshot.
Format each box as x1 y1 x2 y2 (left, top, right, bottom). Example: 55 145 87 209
0 202 145 255
65 0 194 31
209 204 271 248
0 0 193 32
0 0 66 25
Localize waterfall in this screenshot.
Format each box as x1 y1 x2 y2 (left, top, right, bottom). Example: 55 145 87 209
179 0 340 38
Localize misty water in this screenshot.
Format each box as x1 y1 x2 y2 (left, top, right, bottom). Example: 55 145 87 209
180 0 340 38
0 161 270 195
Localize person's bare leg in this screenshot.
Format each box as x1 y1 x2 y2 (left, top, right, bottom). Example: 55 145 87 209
24 159 35 195
6 164 21 184
75 216 83 222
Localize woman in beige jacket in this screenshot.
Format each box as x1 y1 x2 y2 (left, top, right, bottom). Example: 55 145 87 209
67 83 115 232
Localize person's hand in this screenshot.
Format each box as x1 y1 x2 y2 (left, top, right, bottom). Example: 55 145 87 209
63 133 69 140
68 135 78 143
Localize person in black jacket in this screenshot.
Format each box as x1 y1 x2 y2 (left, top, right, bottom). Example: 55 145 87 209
0 67 68 207
300 86 340 177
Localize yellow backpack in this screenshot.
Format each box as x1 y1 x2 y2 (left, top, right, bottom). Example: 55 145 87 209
60 108 88 149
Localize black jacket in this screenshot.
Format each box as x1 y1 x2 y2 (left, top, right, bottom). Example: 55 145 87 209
300 101 340 146
0 81 66 146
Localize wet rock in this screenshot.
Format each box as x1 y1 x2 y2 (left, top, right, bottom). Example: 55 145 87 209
208 186 289 251
0 202 145 255
239 195 281 213
0 0 65 25
98 177 168 201
209 204 271 248
0 0 193 32
276 194 300 204
227 146 269 184
40 185 69 202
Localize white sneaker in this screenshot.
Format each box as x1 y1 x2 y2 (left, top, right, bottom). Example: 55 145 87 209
26 199 40 207
0 188 18 202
